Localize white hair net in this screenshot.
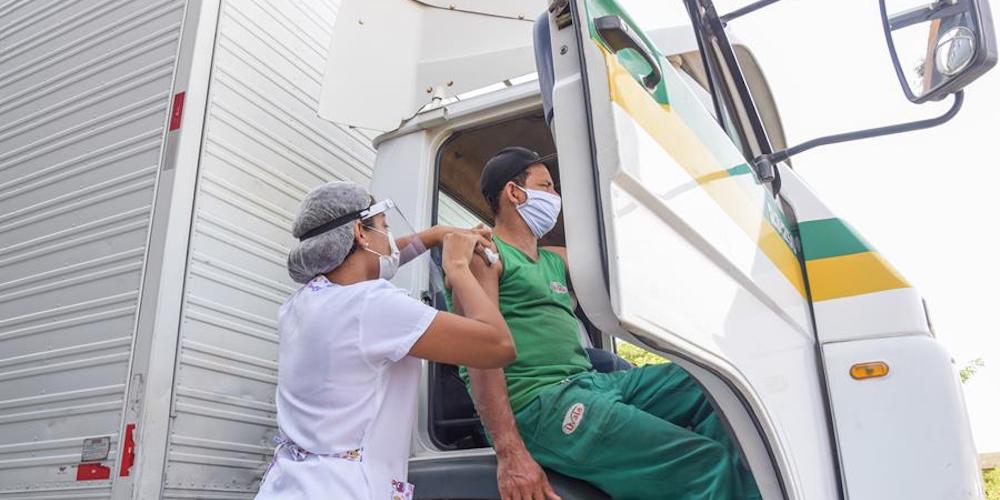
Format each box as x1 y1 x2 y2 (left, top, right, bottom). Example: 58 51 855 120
287 181 371 283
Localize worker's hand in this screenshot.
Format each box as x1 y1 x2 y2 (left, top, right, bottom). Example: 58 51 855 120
469 223 493 242
496 449 561 500
442 231 491 271
462 223 496 262
435 224 494 260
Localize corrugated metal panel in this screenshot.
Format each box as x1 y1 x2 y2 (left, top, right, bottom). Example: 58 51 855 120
0 0 185 497
162 0 376 496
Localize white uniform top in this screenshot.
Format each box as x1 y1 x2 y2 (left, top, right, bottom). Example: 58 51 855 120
255 275 437 500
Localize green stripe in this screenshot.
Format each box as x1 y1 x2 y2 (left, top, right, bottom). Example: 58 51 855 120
799 218 871 261
726 164 753 177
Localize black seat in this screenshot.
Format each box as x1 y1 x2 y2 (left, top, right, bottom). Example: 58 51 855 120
410 454 611 500
429 362 488 450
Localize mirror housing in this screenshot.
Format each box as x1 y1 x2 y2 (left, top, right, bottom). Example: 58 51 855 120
881 0 998 103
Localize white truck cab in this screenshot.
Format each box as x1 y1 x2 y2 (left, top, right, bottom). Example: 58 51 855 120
0 0 992 498
320 0 995 498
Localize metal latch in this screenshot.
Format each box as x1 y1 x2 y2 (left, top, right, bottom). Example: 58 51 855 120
751 154 776 184
549 0 572 29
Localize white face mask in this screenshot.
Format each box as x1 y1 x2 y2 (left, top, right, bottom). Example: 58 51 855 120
514 184 562 239
364 227 400 280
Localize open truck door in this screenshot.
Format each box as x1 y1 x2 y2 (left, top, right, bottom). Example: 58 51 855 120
541 0 837 497
544 0 982 498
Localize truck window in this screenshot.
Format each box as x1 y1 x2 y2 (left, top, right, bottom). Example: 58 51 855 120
664 44 788 168
438 191 487 228
428 110 561 450
669 50 763 161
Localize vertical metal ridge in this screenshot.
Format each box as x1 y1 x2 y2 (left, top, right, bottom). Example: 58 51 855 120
196 212 288 256
0 23 180 101
185 294 277 330
219 3 322 82
208 104 356 183
0 0 181 65
0 95 168 164
0 0 34 20
0 61 174 139
0 306 137 345
204 137 309 198
0 206 150 257
288 0 335 38
189 251 294 296
0 0 131 58
0 353 131 384
0 251 145 294
244 0 325 57
0 135 160 195
0 169 157 228
213 68 375 159
0 292 137 331
0 401 124 426
0 0 84 42
213 39 316 106
0 262 143 306
0 337 133 370
0 386 126 413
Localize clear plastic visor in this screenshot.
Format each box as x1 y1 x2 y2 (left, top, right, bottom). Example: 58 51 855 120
361 199 415 237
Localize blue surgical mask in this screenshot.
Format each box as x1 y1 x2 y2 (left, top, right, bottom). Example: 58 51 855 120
514 185 562 239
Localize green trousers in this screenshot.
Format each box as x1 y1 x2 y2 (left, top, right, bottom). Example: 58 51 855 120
513 363 761 500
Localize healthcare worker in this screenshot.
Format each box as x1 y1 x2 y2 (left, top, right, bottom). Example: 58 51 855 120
255 181 515 500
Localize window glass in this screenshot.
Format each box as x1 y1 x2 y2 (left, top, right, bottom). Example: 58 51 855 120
438 191 487 228
614 1 691 33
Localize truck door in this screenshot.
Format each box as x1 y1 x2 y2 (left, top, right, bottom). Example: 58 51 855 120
542 1 839 496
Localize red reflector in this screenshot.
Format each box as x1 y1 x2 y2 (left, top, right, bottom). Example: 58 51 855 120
169 92 185 131
77 462 111 481
119 423 136 477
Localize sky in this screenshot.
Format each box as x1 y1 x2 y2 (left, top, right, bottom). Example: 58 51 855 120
622 0 1000 453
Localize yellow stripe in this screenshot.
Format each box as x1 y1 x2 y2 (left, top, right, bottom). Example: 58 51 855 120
805 252 910 301
601 49 807 297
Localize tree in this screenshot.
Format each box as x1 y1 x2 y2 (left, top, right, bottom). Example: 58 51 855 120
960 358 985 384
614 340 667 366
983 468 1000 500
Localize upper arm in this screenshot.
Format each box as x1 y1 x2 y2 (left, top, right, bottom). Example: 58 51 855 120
450 255 502 310
417 256 510 368
472 256 501 306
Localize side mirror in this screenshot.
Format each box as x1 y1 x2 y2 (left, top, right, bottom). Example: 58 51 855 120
881 0 997 102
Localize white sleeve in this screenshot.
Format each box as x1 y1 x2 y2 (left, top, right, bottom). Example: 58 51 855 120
359 283 438 365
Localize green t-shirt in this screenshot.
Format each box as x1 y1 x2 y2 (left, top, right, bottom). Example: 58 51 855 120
456 236 592 412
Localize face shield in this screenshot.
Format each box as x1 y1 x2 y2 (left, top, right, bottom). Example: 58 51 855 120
359 199 415 239
364 200 442 300
299 198 415 247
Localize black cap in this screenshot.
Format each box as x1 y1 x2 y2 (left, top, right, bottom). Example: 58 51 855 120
479 146 556 205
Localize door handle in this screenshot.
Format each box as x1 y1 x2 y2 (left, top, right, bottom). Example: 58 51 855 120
594 15 662 90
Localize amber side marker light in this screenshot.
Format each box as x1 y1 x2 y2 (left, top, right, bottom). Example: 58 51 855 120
850 361 890 380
